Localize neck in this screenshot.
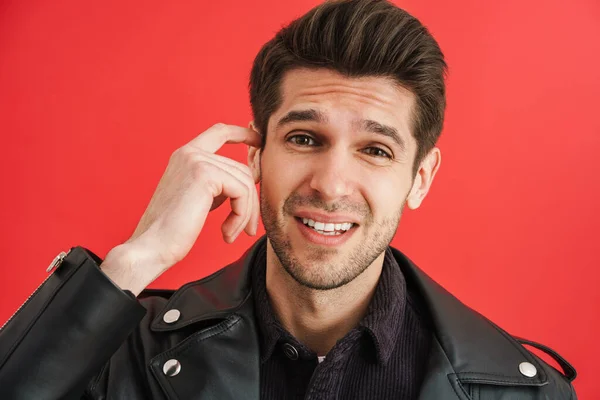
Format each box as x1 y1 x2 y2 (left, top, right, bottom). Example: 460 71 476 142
265 242 385 356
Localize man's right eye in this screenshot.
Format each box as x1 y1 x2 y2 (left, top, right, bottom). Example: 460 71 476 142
288 134 316 146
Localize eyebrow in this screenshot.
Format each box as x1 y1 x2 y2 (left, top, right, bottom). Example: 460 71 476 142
360 119 406 152
277 109 328 127
276 108 406 152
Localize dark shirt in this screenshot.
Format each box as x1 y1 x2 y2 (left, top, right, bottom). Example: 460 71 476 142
252 243 433 400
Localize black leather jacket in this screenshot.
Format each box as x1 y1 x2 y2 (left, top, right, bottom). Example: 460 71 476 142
0 237 577 399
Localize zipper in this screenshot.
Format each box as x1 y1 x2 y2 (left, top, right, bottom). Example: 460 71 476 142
0 250 69 332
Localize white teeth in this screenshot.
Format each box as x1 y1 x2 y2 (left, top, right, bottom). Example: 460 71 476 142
300 217 354 234
341 223 353 230
302 218 317 227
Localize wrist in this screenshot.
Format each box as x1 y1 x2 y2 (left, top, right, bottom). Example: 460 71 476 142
101 240 165 296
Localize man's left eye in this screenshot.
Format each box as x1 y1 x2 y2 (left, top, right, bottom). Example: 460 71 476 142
363 147 392 158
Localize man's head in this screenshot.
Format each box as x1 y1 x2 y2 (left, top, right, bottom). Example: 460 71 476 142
248 0 446 290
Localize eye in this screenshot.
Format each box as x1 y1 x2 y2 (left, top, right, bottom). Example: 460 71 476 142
362 147 392 159
288 134 316 146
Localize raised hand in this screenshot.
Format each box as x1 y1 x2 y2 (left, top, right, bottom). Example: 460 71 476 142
100 123 261 295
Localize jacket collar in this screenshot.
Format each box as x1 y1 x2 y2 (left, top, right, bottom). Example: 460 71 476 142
149 242 257 332
389 247 549 388
150 237 548 390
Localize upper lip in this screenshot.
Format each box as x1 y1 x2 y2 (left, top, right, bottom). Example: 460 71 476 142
294 210 360 225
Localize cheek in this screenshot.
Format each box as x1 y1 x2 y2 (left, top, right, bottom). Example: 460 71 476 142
362 173 413 217
260 150 306 206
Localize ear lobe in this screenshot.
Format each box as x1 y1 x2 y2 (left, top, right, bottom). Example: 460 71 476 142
406 147 441 210
406 175 423 210
247 134 261 183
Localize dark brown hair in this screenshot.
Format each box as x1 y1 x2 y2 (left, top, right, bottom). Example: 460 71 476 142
249 0 447 174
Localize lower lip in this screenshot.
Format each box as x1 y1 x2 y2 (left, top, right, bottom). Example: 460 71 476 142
295 218 357 246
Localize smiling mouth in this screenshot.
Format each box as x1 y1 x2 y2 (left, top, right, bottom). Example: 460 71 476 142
295 217 357 236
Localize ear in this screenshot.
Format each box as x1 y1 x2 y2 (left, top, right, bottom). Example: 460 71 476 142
247 121 261 183
406 147 441 210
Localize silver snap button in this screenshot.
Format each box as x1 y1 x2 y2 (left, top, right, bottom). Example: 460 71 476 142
519 362 537 378
163 309 181 324
163 359 181 377
282 343 299 360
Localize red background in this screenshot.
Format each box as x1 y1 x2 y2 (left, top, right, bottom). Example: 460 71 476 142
0 0 598 397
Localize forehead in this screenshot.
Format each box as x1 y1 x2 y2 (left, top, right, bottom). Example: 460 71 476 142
272 68 416 138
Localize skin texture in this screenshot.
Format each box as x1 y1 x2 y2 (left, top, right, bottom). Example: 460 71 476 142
248 68 441 354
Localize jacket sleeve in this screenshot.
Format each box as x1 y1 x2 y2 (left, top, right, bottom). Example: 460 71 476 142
0 247 147 400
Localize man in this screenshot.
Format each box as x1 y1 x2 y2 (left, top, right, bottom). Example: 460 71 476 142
0 0 577 399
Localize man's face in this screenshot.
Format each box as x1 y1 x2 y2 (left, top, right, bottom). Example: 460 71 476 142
256 68 429 290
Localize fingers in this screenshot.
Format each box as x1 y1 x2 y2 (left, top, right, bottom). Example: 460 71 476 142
188 123 262 154
183 123 262 242
211 154 260 236
208 167 253 242
204 151 254 181
195 153 259 241
244 181 260 236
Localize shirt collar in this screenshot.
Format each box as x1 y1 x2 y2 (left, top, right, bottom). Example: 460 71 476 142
251 243 407 366
251 241 284 364
359 247 407 365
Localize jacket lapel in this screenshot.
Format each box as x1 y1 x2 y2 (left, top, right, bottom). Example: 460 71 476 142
149 307 260 400
147 243 262 400
418 338 465 400
391 248 549 394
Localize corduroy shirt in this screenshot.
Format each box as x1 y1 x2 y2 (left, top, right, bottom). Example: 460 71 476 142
252 244 433 400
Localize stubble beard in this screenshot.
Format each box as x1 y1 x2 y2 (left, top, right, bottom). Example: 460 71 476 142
261 189 403 291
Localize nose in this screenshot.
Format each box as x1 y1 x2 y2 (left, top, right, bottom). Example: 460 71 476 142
309 149 354 201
